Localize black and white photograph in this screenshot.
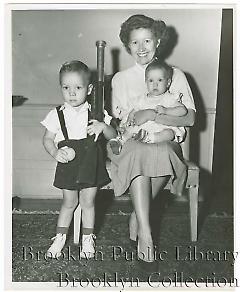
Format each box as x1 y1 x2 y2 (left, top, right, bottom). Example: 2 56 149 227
3 1 238 290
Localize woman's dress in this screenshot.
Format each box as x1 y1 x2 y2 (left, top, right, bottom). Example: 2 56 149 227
109 63 196 197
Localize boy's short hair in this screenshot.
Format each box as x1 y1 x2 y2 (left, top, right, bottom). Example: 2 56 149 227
145 58 173 80
59 60 91 85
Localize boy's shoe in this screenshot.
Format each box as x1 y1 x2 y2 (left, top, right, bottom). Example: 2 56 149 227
80 234 96 259
109 138 122 155
46 233 66 258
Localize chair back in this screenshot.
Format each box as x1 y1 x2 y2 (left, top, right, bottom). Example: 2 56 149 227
181 127 190 160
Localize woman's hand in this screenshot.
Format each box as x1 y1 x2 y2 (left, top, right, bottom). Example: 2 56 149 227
87 119 107 142
133 109 157 126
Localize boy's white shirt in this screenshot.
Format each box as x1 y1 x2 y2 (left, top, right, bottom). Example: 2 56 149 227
41 101 112 145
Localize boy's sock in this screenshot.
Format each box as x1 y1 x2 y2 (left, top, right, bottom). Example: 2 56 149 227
56 226 68 234
82 227 94 235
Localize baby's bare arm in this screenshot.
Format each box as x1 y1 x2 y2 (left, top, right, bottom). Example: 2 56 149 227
156 102 188 117
155 108 195 127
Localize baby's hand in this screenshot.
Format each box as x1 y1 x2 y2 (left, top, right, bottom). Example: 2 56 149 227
118 125 127 136
156 105 166 114
53 148 69 163
87 119 106 142
126 110 136 126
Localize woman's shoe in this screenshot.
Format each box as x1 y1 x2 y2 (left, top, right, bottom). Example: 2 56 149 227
109 138 122 155
137 237 155 262
137 237 157 271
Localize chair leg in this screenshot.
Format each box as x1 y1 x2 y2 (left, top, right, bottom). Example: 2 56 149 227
73 203 82 245
188 186 199 242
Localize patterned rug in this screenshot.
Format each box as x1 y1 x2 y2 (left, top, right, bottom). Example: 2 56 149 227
12 211 234 284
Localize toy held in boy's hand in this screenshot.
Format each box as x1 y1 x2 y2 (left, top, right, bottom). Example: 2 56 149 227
61 146 76 161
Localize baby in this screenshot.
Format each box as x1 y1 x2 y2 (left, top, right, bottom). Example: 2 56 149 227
109 59 187 155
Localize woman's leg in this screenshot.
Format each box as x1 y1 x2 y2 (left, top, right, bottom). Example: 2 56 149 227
129 176 170 241
130 175 154 262
151 176 170 198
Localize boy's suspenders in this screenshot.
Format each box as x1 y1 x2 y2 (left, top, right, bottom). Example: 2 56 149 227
56 105 92 141
56 106 69 140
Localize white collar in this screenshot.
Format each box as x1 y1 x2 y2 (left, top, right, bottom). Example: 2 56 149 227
59 101 90 112
135 62 148 71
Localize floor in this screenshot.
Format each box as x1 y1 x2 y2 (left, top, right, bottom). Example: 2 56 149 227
11 188 235 286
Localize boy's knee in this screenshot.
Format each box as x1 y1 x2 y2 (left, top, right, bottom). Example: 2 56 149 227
80 197 95 209
63 199 78 210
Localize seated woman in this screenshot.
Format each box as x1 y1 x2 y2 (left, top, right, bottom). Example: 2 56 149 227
108 14 196 267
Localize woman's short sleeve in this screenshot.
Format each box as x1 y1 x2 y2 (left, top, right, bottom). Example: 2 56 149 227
170 68 196 111
40 109 60 134
111 73 130 120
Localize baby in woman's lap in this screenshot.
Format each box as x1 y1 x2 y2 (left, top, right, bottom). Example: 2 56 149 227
109 59 188 155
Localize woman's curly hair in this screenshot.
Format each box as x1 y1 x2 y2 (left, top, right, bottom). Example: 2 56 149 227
119 14 169 57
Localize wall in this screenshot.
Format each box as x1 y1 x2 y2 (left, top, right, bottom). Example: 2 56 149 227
11 8 222 198
12 9 221 109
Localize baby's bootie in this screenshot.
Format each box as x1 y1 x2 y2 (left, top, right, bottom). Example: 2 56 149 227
109 137 123 155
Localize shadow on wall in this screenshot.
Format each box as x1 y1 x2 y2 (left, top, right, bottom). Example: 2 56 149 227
185 72 213 206
162 26 207 165
163 28 212 207
158 26 179 60
164 28 215 213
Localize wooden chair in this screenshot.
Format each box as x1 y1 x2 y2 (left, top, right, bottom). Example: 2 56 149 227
73 128 199 244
